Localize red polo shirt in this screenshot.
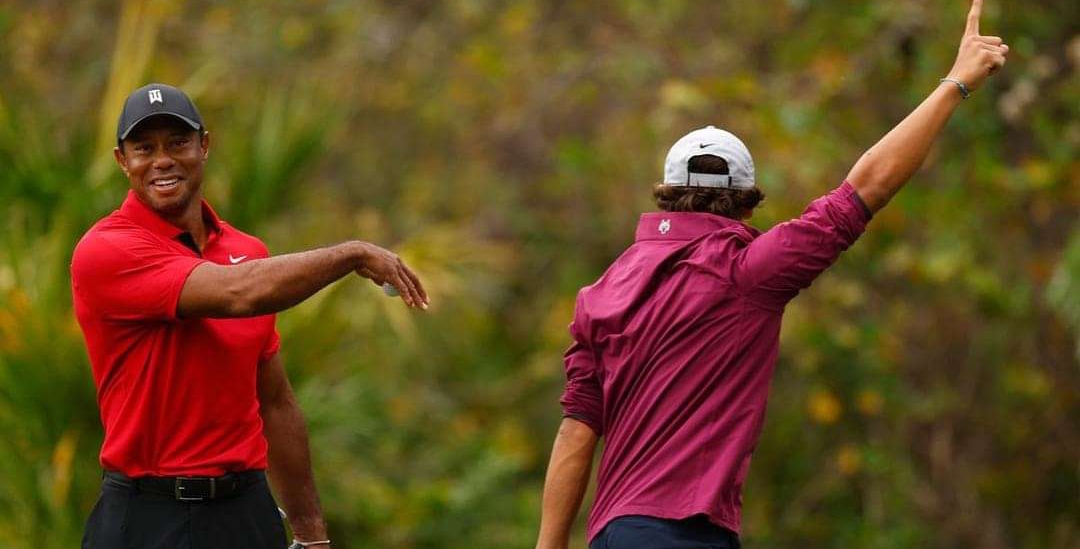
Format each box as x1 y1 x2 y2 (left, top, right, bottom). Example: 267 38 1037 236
561 182 871 541
71 191 280 477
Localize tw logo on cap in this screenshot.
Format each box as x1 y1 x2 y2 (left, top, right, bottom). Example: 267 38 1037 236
148 89 163 104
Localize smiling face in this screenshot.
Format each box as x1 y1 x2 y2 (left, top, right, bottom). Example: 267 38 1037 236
113 114 209 219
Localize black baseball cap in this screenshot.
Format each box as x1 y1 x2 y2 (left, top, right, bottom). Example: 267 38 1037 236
116 83 204 144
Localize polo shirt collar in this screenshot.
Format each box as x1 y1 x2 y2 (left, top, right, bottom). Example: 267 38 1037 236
635 211 760 242
119 190 223 239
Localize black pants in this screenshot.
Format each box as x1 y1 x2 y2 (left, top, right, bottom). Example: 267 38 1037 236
82 472 287 549
591 515 741 549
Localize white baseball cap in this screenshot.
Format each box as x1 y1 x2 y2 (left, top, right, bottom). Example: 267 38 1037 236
662 125 755 189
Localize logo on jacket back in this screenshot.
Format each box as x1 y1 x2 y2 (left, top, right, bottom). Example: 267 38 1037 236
658 219 671 235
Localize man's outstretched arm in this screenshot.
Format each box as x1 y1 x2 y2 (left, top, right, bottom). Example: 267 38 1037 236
535 418 599 549
847 0 1008 212
178 240 428 318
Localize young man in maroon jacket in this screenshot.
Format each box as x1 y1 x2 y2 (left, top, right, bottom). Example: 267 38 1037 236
72 83 428 549
535 2 1007 548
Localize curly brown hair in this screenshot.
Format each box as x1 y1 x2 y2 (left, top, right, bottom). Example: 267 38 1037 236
653 155 764 219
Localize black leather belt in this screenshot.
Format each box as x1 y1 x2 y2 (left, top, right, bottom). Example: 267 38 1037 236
103 470 264 501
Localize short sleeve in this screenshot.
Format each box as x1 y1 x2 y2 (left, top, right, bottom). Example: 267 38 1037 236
71 232 206 322
735 181 870 307
260 325 281 364
559 298 604 436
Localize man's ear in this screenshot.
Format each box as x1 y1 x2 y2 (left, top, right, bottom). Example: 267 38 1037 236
113 146 129 176
200 131 210 160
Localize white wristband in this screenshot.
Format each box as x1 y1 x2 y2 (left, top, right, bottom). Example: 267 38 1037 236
289 540 331 548
940 77 971 99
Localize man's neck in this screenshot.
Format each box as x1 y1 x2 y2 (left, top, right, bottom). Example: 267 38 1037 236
164 199 210 251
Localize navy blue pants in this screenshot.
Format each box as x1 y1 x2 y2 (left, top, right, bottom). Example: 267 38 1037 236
82 472 287 549
591 515 741 549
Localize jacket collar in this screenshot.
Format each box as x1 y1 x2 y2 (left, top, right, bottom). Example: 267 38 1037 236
119 190 223 239
635 211 760 242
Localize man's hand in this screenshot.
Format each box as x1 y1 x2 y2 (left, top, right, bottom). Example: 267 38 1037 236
846 0 1008 211
353 242 429 309
946 0 1009 93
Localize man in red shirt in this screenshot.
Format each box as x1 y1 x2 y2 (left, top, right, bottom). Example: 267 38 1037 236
534 2 1007 548
72 83 428 549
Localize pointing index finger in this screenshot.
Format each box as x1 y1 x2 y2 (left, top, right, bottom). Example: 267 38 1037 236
965 0 982 36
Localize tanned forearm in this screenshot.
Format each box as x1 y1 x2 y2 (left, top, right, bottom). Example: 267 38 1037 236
258 355 328 542
263 398 327 540
179 240 428 318
536 418 599 549
847 0 1007 213
846 84 963 212
182 242 361 318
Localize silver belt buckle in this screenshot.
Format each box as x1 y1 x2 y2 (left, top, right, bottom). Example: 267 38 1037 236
174 476 215 501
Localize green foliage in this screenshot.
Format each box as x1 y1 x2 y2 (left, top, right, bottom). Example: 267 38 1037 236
1048 232 1080 360
0 1 1077 548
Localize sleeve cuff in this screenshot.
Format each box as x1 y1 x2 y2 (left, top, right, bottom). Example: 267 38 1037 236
842 180 874 221
168 258 210 320
562 413 603 436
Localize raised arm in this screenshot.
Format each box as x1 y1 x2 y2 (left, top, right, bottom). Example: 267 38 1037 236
178 240 428 318
847 0 1008 212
